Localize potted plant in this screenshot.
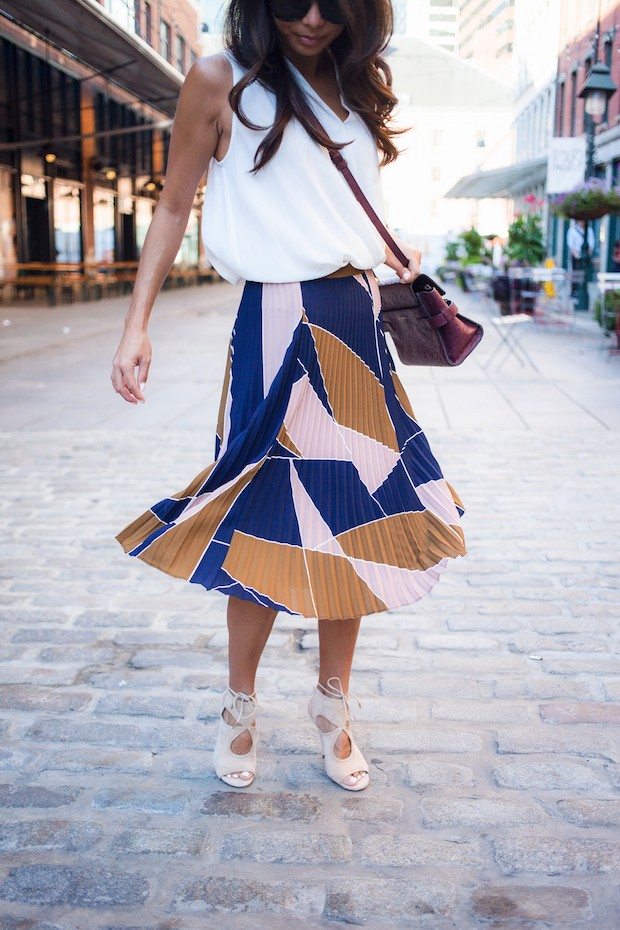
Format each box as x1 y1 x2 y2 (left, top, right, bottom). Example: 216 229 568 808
505 198 546 266
550 178 620 221
593 289 620 332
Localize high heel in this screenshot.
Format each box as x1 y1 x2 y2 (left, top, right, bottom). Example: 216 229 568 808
308 677 369 791
213 687 259 788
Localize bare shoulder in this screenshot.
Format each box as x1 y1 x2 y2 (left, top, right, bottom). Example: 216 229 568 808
185 52 233 97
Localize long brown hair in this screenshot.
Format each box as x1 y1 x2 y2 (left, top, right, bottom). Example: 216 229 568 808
224 0 401 171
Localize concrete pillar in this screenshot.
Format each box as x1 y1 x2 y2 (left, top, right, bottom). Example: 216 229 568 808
81 84 96 265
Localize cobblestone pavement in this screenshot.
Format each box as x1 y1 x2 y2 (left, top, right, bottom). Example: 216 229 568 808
0 283 619 929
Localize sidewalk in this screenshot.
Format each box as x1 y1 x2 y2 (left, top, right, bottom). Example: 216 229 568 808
0 283 619 929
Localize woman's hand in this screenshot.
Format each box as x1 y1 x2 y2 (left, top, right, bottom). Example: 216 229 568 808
111 328 152 404
385 235 422 284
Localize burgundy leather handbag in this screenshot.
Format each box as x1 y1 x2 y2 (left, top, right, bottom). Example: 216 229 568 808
330 151 484 367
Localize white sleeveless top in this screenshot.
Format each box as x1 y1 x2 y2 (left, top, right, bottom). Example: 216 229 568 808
201 52 387 284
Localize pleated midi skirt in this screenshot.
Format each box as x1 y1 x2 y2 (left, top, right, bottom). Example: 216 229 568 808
117 273 466 619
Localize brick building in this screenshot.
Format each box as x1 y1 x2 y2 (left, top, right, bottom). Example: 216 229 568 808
0 0 202 271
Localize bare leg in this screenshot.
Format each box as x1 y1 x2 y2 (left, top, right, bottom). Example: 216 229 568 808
317 616 366 787
223 595 277 780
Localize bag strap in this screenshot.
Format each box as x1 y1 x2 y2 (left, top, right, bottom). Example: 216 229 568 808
329 150 410 268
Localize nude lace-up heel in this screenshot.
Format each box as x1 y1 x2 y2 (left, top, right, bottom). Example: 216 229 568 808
213 687 259 788
308 677 369 791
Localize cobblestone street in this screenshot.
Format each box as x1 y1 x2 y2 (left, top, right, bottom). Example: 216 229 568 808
1 282 619 929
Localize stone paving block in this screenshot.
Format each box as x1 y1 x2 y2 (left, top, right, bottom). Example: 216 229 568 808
407 760 475 787
0 689 91 713
494 836 620 874
74 610 153 628
10 628 98 644
421 797 545 827
269 727 322 754
95 693 189 718
0 610 69 625
557 799 620 826
111 827 208 856
493 679 593 700
221 830 351 863
0 918 64 930
416 633 499 650
379 674 481 699
493 762 609 792
430 654 527 675
341 796 404 822
431 701 531 723
129 649 213 668
603 681 620 700
447 615 525 632
200 791 321 821
45 749 154 774
471 883 590 922
0 819 102 852
606 764 620 788
540 702 620 724
86 669 172 689
134 723 215 750
0 667 78 686
496 727 618 761
92 788 189 814
363 835 483 868
370 728 482 753
325 877 455 919
172 877 324 915
0 864 150 907
0 748 38 771
24 717 138 745
162 751 214 780
356 697 417 722
543 656 620 675
38 646 114 664
0 785 80 808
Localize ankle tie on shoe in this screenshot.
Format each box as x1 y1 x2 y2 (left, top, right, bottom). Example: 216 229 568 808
318 676 361 728
223 688 260 727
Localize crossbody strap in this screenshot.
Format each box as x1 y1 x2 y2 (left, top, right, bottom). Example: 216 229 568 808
329 150 410 268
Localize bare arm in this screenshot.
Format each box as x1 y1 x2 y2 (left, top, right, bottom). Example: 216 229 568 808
111 54 232 403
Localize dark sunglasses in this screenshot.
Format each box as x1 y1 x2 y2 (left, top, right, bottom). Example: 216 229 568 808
269 0 345 25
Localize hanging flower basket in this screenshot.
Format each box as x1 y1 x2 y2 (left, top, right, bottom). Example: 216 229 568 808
550 178 620 220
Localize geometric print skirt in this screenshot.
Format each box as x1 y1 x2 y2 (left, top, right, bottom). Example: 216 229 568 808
116 272 466 620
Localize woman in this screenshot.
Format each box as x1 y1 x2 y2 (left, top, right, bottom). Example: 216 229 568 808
112 0 465 793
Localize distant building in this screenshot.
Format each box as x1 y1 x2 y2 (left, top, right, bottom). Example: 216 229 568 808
383 37 513 269
396 0 459 55
458 0 515 82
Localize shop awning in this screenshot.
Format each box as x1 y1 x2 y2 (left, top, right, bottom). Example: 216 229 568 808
0 0 183 117
445 157 548 199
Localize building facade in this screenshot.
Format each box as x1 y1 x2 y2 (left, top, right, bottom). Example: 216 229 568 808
553 0 620 270
0 0 202 273
458 0 515 81
382 37 513 271
395 0 460 55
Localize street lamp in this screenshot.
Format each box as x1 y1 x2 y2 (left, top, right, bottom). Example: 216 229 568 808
576 61 617 310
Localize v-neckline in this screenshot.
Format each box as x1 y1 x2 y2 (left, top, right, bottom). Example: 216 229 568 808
287 60 350 125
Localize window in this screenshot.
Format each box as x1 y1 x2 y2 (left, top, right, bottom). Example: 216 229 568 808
556 78 565 136
430 28 453 35
570 68 578 137
175 34 186 74
430 13 456 20
134 0 141 36
433 129 442 146
476 129 486 147
432 166 441 181
160 19 172 63
144 2 152 44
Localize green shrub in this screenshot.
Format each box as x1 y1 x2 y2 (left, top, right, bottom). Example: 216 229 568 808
593 290 620 332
